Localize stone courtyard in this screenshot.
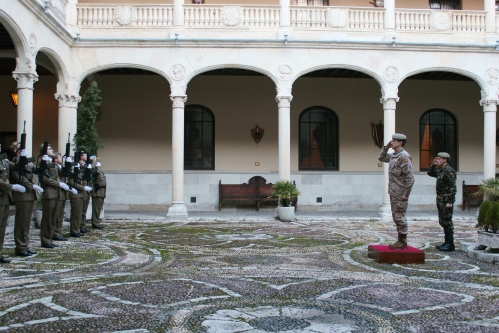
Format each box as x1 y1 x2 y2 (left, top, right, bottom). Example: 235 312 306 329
0 212 498 332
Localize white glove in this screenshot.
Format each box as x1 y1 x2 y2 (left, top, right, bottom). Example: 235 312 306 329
84 186 92 192
59 182 69 191
70 188 78 194
11 184 26 193
42 155 50 162
32 185 44 194
20 149 28 157
86 164 92 169
96 162 101 167
66 157 72 163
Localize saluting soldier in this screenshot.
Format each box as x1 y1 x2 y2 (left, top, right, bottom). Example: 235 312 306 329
427 152 457 252
91 158 106 229
0 143 26 263
378 133 415 250
10 142 43 256
39 143 69 248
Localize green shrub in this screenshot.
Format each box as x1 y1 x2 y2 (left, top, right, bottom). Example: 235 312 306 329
477 201 491 230
268 180 300 207
485 201 499 233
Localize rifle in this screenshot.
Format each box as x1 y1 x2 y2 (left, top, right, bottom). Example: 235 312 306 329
37 130 50 179
61 133 74 190
85 151 94 183
15 121 28 183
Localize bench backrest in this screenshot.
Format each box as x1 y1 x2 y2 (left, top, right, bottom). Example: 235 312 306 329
220 184 257 197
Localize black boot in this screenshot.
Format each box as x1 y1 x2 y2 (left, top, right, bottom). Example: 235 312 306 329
439 232 455 252
436 232 448 250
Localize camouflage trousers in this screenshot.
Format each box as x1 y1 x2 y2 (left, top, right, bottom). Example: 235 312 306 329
437 199 454 234
390 195 408 235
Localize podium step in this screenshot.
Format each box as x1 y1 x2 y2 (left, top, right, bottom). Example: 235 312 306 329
368 245 425 264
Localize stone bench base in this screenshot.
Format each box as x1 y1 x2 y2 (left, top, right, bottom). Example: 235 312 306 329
368 245 425 264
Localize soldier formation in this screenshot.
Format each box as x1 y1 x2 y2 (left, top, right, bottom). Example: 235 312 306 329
0 138 106 264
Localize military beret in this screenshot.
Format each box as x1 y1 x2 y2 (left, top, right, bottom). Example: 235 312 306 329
392 133 407 140
437 152 450 159
10 141 20 152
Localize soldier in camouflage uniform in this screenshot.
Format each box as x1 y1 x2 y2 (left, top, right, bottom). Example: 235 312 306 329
378 133 415 250
427 152 457 252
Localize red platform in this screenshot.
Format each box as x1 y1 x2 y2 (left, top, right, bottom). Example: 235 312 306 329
368 245 425 264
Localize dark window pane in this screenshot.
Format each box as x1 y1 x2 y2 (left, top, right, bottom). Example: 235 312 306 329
299 107 338 170
420 109 457 171
185 105 215 170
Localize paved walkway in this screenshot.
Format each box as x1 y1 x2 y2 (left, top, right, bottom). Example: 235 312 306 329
1 211 497 333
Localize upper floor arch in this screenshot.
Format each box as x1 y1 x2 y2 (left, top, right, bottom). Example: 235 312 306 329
186 64 278 87
400 67 486 92
0 11 27 60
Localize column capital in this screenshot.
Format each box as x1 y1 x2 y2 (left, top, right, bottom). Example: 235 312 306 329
276 95 293 106
12 72 39 90
480 99 499 111
380 97 399 110
170 95 187 108
55 93 81 109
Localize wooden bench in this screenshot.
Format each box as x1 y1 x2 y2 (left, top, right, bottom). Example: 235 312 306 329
462 181 483 211
219 176 297 211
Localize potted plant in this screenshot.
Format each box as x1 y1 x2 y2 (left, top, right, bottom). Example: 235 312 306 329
475 178 499 233
268 180 300 222
34 196 43 229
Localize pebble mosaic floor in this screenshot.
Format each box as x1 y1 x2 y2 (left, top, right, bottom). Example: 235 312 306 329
0 219 498 332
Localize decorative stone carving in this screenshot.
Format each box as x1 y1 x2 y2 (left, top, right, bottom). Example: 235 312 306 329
431 11 452 31
55 94 82 108
380 97 398 110
12 73 39 90
29 33 37 56
170 95 188 108
15 58 36 72
327 8 349 28
277 65 292 81
275 95 293 107
485 68 499 86
115 6 136 26
383 66 399 83
222 7 243 26
170 64 186 81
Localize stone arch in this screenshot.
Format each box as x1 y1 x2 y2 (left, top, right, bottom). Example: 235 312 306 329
0 10 28 59
185 65 278 86
292 65 384 90
401 67 486 91
37 47 68 89
77 63 171 86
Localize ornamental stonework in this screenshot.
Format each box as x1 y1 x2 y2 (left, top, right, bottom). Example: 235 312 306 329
277 65 293 81
116 6 136 26
485 68 499 85
383 66 399 83
12 73 39 89
327 8 349 28
431 11 451 31
170 64 186 81
222 7 243 26
29 33 37 56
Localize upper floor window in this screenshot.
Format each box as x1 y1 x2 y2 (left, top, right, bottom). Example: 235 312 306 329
299 107 338 170
420 109 457 171
429 0 462 10
184 105 215 170
295 0 329 6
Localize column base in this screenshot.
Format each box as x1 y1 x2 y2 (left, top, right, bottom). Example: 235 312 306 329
379 203 392 223
167 202 188 221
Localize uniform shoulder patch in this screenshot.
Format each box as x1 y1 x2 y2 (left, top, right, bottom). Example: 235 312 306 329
403 159 408 162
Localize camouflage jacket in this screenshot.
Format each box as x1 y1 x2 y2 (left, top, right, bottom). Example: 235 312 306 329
427 164 457 204
378 146 415 198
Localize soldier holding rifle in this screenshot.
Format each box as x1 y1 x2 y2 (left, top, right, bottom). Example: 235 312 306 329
91 157 106 229
0 143 26 263
68 151 92 237
78 151 93 234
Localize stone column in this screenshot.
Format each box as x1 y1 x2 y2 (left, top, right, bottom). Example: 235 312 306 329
55 92 81 154
12 70 38 156
173 0 184 28
280 0 291 28
379 97 397 222
485 0 496 37
276 95 292 181
384 0 395 32
167 94 188 219
481 99 498 180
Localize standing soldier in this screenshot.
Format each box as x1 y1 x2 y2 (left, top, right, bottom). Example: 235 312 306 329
378 133 415 250
0 143 26 263
78 151 92 234
10 142 43 256
91 158 106 229
427 152 457 252
39 143 69 248
68 161 92 237
53 152 77 241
